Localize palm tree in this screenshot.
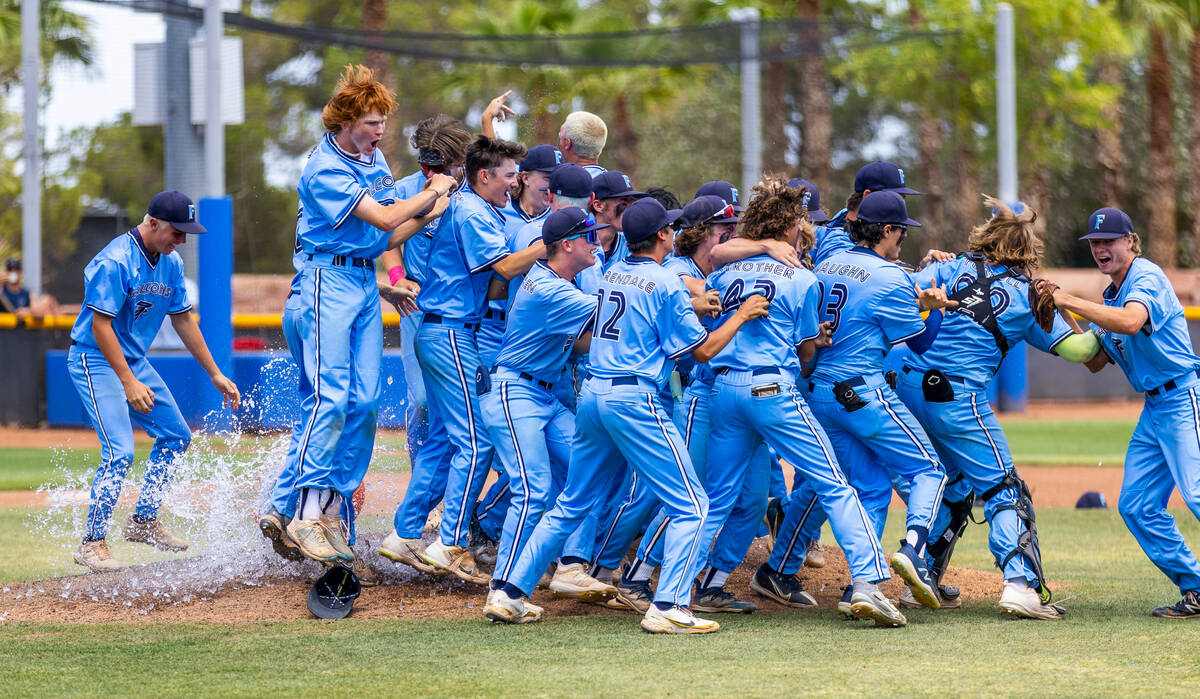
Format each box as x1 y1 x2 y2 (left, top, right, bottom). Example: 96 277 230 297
1115 0 1190 266
0 0 94 90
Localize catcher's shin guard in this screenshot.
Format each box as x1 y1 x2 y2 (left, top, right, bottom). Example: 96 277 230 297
982 470 1052 603
926 490 975 585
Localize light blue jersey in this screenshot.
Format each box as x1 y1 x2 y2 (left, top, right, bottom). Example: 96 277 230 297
589 256 708 385
505 218 549 309
418 183 511 322
584 164 607 178
811 247 925 382
811 209 853 266
295 133 397 260
395 170 441 285
495 261 597 385
1091 257 1200 392
71 230 191 358
663 255 711 385
707 255 822 373
577 231 628 297
907 256 1074 386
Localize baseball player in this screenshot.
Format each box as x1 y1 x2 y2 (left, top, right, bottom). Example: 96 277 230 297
287 65 456 565
412 135 548 583
488 198 767 634
801 191 953 612
481 207 607 622
702 176 906 626
896 197 1089 618
70 191 240 571
811 161 918 267
378 114 472 572
1049 207 1200 618
558 111 608 178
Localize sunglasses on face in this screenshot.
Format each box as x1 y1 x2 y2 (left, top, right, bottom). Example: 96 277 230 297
889 224 908 240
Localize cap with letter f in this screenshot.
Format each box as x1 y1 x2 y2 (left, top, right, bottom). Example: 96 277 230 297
854 161 920 196
1079 207 1134 240
148 191 207 234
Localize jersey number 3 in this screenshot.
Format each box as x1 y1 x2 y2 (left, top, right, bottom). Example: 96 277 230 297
819 282 848 333
597 289 626 341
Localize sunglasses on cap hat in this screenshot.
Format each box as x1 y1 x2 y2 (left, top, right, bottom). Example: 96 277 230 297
562 212 601 244
705 203 736 224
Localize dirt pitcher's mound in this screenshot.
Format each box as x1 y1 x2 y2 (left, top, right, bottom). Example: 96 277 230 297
0 534 1007 625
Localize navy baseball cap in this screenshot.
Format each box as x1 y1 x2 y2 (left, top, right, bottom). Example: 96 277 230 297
694 180 744 212
592 171 644 200
1075 491 1109 509
5 258 20 271
542 207 610 245
1080 207 1135 240
520 144 563 173
857 191 922 227
148 190 206 234
680 195 738 229
853 161 920 195
787 178 829 223
622 198 672 244
548 164 593 199
306 564 361 620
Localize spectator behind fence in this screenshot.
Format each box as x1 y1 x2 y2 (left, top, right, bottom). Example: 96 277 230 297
2 258 60 323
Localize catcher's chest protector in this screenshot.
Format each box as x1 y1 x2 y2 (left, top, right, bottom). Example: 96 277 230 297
946 252 1020 358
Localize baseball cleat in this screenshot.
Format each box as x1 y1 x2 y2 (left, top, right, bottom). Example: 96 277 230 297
321 513 356 561
379 532 438 573
73 539 122 572
484 590 542 624
259 507 304 562
804 541 826 569
349 555 380 587
608 578 653 613
468 514 498 567
123 516 189 552
849 589 908 628
420 541 490 585
999 582 1064 620
749 563 817 608
837 584 858 619
692 584 757 614
899 584 961 609
286 517 353 564
550 562 618 602
763 497 784 547
640 605 720 635
890 542 940 610
1151 590 1200 619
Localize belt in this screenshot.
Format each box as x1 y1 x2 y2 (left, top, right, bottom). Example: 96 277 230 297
901 365 965 383
715 367 784 377
423 313 479 331
492 367 553 391
483 309 507 323
306 252 373 268
808 375 868 393
1146 368 1200 397
584 375 643 387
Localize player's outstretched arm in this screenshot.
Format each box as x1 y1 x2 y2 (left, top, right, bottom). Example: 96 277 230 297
691 293 770 362
709 238 800 270
170 313 241 410
356 173 457 233
1052 288 1149 336
491 242 546 280
92 314 154 414
386 195 450 250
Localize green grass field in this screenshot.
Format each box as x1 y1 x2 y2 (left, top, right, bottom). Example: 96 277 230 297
4 415 1194 696
2 509 1200 695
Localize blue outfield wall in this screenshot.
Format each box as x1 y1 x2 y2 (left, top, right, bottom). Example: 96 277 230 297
46 350 410 430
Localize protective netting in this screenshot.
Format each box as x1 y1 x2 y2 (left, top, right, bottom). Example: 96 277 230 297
79 0 953 67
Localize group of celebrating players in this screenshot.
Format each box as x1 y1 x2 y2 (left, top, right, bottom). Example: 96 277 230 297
67 63 1200 633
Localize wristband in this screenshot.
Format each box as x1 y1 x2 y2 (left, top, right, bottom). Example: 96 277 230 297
388 265 405 286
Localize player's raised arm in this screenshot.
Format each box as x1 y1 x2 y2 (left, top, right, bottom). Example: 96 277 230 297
356 173 457 233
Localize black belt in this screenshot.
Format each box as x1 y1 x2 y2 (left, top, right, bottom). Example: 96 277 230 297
483 309 507 322
678 374 691 389
423 313 480 331
1146 368 1200 397
611 376 640 386
307 253 372 268
808 375 868 393
902 365 965 383
492 368 553 391
716 367 783 377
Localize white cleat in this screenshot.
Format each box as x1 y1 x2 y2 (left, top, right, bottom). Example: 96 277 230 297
640 605 720 635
